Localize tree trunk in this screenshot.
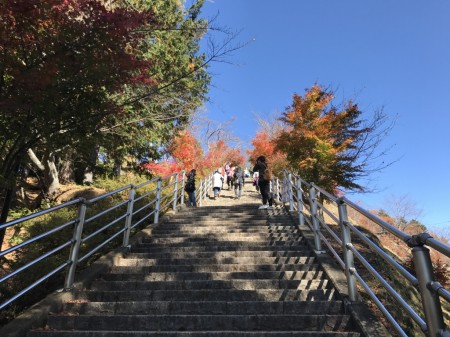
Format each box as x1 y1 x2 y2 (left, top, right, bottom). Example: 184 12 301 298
0 154 23 248
83 147 99 185
46 156 60 196
59 152 74 184
113 160 122 177
27 148 60 197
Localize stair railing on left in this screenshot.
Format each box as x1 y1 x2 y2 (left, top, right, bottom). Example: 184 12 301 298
0 171 212 312
278 169 450 337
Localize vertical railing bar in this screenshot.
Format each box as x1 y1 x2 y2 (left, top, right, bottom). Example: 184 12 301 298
198 180 203 207
180 171 186 205
288 172 294 212
64 199 87 290
337 198 358 301
172 174 179 212
409 234 447 337
154 178 162 224
296 177 305 226
122 185 136 247
308 185 323 253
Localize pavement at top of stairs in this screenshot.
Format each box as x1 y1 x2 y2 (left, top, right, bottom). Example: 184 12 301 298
200 178 272 208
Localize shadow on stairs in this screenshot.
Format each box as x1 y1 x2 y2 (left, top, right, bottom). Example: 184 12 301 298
1 202 389 337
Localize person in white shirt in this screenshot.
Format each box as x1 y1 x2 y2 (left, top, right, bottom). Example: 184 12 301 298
212 169 224 199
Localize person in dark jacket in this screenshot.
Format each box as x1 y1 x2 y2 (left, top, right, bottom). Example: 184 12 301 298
233 166 244 199
184 169 197 207
252 156 273 209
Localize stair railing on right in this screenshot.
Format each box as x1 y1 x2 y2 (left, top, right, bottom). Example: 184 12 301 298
277 170 450 337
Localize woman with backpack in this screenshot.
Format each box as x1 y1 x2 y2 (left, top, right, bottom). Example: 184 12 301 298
184 169 197 207
252 156 273 209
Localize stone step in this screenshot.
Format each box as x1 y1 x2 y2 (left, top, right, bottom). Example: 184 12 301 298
110 263 318 273
44 314 350 331
162 218 291 223
140 237 306 244
142 233 305 241
130 244 310 253
125 250 311 259
149 223 301 231
150 227 302 237
115 255 316 267
21 199 367 337
61 300 345 315
68 288 337 302
29 331 360 336
90 279 332 291
101 269 324 282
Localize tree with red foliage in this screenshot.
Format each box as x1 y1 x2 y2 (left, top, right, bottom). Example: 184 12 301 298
141 130 203 176
143 135 246 177
203 140 245 171
0 0 153 244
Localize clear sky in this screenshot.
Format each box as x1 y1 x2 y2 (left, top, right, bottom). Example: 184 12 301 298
197 0 450 234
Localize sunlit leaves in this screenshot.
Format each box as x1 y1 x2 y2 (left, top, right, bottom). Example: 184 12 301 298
275 84 376 193
247 132 287 177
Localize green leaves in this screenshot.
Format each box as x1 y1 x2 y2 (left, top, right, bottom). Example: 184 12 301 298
273 84 392 194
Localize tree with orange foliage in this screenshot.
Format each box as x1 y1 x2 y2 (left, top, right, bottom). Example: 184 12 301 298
275 84 393 193
202 140 246 171
142 130 203 176
248 132 288 176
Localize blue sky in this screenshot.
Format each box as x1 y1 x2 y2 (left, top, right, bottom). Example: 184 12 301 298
197 0 450 233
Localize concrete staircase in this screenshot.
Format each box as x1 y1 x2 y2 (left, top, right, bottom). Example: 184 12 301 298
27 204 363 336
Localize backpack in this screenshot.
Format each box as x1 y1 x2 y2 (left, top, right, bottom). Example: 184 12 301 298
233 174 240 185
262 168 272 181
184 179 195 192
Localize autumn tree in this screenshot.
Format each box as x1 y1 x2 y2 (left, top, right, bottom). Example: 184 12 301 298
141 129 204 176
248 113 288 176
0 0 155 246
203 140 245 171
275 84 393 194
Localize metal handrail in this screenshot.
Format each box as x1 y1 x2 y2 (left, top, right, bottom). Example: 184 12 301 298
0 170 210 312
280 169 450 337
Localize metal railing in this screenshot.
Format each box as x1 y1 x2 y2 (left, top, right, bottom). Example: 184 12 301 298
0 171 212 311
3 167 448 336
278 170 450 337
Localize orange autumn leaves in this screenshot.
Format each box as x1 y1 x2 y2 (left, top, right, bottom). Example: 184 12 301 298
142 130 245 177
250 84 368 193
145 83 380 193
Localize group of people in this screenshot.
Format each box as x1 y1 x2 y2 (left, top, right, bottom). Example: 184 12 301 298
212 163 245 200
183 155 274 209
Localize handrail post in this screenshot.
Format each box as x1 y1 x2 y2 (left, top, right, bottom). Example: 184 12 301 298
281 171 287 204
205 176 209 200
408 233 446 337
276 178 281 202
172 174 179 212
180 171 186 205
122 186 135 247
154 178 162 224
308 185 323 253
288 173 294 212
271 177 276 201
64 199 87 290
198 180 203 207
337 198 358 301
296 178 305 226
